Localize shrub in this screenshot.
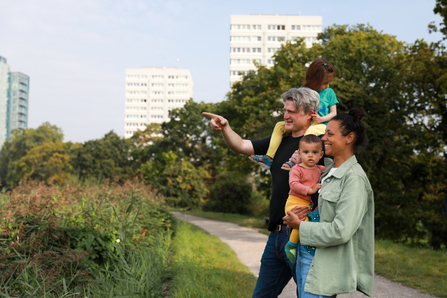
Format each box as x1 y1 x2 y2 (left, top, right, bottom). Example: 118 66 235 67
0 178 176 297
204 172 253 215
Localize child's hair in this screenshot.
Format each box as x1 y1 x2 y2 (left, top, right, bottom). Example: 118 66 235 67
331 108 368 153
299 134 323 150
302 58 336 91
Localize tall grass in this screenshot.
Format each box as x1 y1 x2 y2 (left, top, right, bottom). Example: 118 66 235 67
169 221 256 298
0 178 175 297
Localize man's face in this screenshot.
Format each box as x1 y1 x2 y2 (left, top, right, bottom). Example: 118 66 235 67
283 100 311 134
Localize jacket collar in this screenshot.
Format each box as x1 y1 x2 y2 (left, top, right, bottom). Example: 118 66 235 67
331 155 358 178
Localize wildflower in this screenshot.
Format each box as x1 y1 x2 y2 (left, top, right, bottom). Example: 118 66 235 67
116 239 120 243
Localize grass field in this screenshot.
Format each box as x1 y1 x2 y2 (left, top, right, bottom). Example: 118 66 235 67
169 221 257 297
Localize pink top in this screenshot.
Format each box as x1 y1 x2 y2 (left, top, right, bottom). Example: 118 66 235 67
289 164 325 201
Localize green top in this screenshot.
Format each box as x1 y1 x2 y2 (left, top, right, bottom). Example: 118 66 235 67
317 87 339 125
299 155 374 297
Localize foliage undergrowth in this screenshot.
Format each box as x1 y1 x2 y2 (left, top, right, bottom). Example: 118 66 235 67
0 178 175 297
169 221 256 297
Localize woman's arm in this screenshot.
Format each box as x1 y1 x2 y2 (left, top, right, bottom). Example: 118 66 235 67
299 175 370 247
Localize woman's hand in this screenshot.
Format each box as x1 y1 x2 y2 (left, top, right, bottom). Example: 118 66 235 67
283 205 309 229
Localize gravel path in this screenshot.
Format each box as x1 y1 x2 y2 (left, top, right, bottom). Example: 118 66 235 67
172 212 438 298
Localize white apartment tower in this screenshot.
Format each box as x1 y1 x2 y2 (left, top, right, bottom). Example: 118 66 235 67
124 67 193 138
230 14 322 85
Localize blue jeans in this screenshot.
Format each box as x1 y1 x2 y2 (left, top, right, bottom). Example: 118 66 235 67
297 244 336 298
252 229 297 298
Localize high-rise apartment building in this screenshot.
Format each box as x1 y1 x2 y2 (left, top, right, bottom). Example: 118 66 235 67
230 14 322 85
0 56 30 148
124 67 193 138
0 57 9 147
8 72 30 137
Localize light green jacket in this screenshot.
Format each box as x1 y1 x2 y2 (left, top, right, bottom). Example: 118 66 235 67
299 155 374 297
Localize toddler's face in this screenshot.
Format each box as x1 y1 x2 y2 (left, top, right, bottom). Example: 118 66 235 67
298 141 324 168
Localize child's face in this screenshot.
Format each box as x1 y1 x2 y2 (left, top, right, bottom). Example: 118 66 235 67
298 141 324 168
318 75 333 91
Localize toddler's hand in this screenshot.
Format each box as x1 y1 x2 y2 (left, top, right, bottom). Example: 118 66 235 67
308 183 321 195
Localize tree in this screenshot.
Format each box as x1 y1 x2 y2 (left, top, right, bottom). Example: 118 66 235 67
0 123 67 188
70 131 138 183
140 151 210 207
219 24 447 248
429 0 447 39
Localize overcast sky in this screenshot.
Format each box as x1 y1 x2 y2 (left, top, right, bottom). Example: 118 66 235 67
0 0 443 143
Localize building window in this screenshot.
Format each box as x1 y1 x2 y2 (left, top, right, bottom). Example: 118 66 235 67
268 59 275 65
176 83 188 88
268 36 285 42
126 75 140 79
151 91 163 95
252 24 261 30
252 48 261 53
151 83 164 87
152 75 164 79
230 59 251 65
168 83 175 87
176 75 188 79
230 24 251 30
231 47 251 53
230 36 251 42
268 48 281 53
268 25 285 30
151 99 164 103
302 25 321 31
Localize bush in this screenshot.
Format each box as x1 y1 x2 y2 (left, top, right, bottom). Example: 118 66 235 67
0 178 176 297
204 172 254 215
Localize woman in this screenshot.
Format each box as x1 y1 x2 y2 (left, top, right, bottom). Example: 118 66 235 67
283 108 374 298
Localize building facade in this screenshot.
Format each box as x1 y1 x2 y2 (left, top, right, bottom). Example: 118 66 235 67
8 72 30 137
0 56 29 148
124 67 193 138
0 57 9 147
230 14 322 85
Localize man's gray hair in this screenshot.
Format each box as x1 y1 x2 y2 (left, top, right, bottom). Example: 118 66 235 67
281 87 320 115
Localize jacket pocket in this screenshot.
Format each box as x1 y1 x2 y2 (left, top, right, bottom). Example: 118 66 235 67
319 191 341 221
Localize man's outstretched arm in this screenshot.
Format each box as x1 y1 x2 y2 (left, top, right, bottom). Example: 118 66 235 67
202 112 254 156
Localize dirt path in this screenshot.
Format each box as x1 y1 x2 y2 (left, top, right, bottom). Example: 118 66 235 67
172 212 437 298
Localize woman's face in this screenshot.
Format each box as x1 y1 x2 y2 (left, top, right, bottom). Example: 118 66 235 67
321 120 350 157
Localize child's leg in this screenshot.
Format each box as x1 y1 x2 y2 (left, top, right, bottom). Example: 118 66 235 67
266 121 287 159
284 195 311 263
249 121 288 169
304 123 326 136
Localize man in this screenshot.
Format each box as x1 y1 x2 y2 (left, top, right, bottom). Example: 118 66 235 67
203 87 320 297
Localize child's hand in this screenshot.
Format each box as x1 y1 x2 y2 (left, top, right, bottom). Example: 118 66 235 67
308 183 321 195
311 113 322 123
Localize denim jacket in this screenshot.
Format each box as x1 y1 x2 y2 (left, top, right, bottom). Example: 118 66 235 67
299 155 374 297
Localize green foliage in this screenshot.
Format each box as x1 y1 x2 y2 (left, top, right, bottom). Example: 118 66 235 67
204 172 254 215
219 24 447 248
0 123 68 188
140 150 210 208
0 179 175 297
70 131 138 183
429 0 447 40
